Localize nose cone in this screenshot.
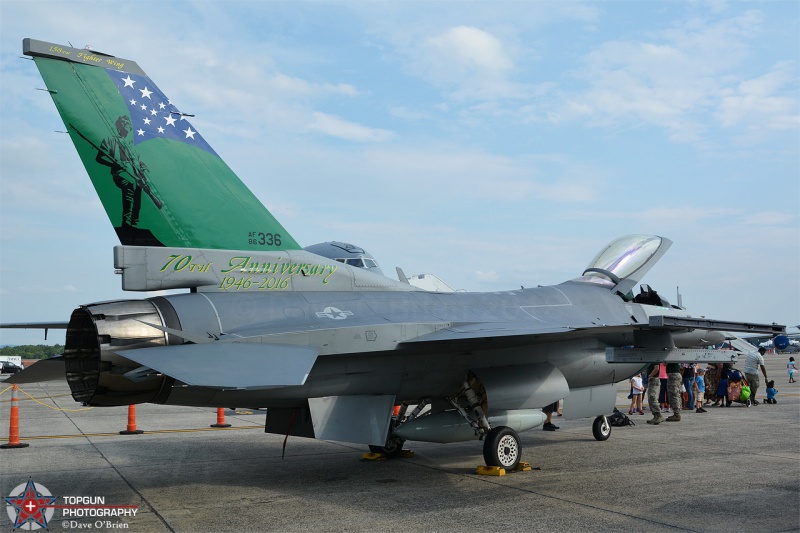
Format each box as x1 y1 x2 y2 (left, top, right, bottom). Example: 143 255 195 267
774 335 790 350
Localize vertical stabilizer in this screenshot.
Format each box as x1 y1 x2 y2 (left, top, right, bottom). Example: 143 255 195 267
23 38 299 251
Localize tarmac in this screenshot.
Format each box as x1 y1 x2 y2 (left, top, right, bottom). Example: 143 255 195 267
1 354 798 533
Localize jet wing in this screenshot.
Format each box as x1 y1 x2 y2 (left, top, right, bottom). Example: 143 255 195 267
118 343 319 390
405 315 784 348
402 322 635 348
405 323 574 342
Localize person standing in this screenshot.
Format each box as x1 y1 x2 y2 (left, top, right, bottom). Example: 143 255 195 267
542 401 559 431
658 362 669 412
666 362 682 421
788 357 797 383
694 366 707 413
705 364 719 405
646 363 664 425
629 372 645 415
743 347 769 405
681 363 695 411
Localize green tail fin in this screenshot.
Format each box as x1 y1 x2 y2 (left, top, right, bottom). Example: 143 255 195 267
23 38 299 251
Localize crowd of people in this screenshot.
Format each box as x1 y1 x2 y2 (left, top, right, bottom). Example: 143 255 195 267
542 349 794 430
628 348 795 426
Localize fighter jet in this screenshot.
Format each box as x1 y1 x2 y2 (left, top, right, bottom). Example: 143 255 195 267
6 39 784 470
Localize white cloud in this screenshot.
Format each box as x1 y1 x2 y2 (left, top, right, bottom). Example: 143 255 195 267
308 112 393 142
743 211 797 226
554 9 798 144
426 26 513 76
716 61 800 134
416 26 526 101
563 206 743 225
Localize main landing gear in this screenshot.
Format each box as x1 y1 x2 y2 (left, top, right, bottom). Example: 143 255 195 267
592 415 611 441
368 434 406 459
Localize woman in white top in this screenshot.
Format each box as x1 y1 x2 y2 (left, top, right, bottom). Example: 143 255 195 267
629 372 645 414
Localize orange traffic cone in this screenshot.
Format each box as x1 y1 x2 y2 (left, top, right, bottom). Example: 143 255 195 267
1 384 30 449
119 405 144 435
210 407 231 428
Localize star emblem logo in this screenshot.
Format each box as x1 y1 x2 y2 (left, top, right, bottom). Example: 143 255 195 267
5 480 56 530
315 307 354 320
109 70 218 156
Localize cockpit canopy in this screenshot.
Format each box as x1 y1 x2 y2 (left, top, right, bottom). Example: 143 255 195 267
335 257 380 269
574 234 672 295
303 241 385 276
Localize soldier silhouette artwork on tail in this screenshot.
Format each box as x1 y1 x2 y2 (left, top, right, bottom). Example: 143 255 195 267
24 38 298 251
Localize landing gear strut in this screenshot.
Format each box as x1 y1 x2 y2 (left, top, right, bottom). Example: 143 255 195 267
368 402 417 458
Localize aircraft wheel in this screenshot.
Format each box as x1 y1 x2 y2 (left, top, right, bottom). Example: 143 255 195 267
368 434 406 458
592 415 611 441
483 426 521 470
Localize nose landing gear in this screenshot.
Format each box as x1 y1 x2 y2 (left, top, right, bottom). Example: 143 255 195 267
483 426 521 470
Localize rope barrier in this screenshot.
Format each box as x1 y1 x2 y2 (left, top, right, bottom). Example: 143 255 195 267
0 385 92 410
12 387 93 412
0 391 75 403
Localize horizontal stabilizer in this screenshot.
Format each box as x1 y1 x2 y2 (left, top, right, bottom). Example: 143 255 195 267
118 343 318 389
0 322 68 330
4 356 66 384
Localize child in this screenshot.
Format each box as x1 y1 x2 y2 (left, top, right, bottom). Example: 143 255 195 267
694 369 706 413
788 357 797 383
629 372 645 415
765 380 778 404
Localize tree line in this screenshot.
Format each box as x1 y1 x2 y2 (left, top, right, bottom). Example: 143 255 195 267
0 345 64 359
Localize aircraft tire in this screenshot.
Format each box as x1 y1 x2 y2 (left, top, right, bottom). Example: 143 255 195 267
592 416 611 441
368 435 406 458
483 426 521 470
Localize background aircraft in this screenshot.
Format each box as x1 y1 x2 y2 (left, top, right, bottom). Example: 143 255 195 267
5 39 784 471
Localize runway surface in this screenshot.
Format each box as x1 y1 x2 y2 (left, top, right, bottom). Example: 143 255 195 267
2 354 798 532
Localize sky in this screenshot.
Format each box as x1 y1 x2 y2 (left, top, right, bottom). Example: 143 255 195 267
0 0 798 346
